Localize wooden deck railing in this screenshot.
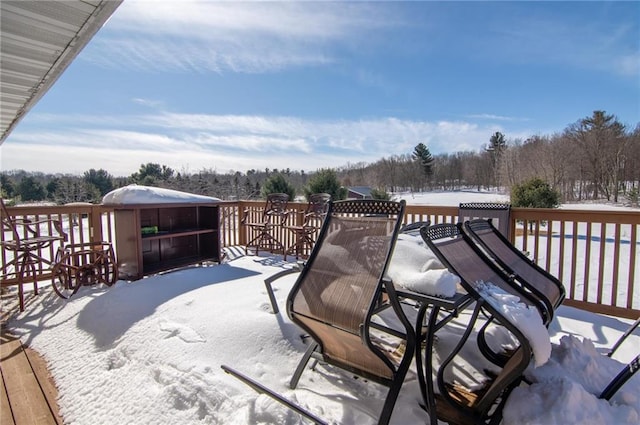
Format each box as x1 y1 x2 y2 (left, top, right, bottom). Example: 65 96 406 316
2 201 638 319
508 208 639 319
1 204 116 286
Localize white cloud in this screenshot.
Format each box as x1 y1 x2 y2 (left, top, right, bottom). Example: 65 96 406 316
86 1 400 74
466 114 529 122
3 112 528 177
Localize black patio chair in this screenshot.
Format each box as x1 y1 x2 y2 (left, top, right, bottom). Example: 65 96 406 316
464 218 565 324
419 222 541 425
223 199 416 425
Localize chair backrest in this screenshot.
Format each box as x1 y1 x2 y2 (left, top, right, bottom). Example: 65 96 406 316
464 218 565 323
399 220 431 236
420 223 537 420
458 202 511 238
287 199 410 382
262 193 289 221
1 198 21 243
302 193 331 227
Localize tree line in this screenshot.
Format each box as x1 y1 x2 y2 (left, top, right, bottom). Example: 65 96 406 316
1 110 638 206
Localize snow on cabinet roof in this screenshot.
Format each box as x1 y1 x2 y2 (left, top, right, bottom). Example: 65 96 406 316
102 185 220 205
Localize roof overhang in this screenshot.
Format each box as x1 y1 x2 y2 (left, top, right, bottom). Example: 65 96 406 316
0 0 123 144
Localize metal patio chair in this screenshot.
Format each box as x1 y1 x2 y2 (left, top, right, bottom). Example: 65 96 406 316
462 219 639 406
51 241 118 299
242 193 290 256
420 223 541 425
1 198 67 311
464 218 565 324
284 192 330 260
224 199 416 425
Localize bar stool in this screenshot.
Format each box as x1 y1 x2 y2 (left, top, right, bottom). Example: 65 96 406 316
285 193 330 260
1 199 67 311
242 193 290 256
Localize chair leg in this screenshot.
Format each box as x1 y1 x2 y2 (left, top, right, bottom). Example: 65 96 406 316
290 341 319 389
285 230 305 260
17 254 29 312
17 281 24 312
379 378 405 425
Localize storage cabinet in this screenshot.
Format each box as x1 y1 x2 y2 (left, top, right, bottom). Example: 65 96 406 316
113 203 221 280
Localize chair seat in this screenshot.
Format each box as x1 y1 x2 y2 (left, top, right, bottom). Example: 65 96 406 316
2 235 63 251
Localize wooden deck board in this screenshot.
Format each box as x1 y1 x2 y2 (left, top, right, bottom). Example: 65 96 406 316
1 365 15 425
0 328 60 425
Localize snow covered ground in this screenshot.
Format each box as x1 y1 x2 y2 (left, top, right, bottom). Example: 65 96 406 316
3 188 639 425
6 254 638 425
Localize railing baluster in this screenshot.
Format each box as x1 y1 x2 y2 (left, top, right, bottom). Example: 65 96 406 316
598 222 607 305
584 222 593 303
570 220 579 301
628 224 637 310
611 223 621 308
558 220 566 284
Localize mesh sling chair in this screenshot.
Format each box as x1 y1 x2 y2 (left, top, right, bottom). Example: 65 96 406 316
420 223 541 425
463 219 639 405
464 218 565 323
1 198 68 311
223 199 417 425
242 193 290 256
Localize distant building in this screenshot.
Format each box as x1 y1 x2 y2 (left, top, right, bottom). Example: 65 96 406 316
347 186 373 200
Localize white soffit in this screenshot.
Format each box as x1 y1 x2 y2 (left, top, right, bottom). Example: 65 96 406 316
0 0 123 144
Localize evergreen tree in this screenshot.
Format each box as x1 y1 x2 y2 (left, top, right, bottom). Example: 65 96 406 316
1 174 16 198
130 163 174 184
46 178 60 201
412 143 434 178
17 176 46 201
486 132 507 188
261 174 296 200
303 168 347 201
511 178 560 208
486 132 507 159
370 188 391 200
84 168 114 196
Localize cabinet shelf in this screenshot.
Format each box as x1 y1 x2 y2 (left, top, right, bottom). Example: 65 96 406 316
141 228 216 241
113 203 222 280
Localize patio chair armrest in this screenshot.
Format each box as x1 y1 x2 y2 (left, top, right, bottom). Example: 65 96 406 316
264 262 303 314
271 209 291 225
12 217 68 241
241 207 267 224
52 219 68 241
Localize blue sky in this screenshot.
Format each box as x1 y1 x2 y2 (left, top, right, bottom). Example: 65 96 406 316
2 1 639 177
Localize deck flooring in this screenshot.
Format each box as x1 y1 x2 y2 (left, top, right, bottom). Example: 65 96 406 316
1 322 62 425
